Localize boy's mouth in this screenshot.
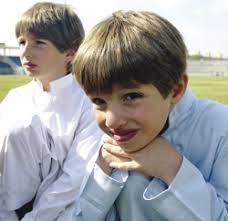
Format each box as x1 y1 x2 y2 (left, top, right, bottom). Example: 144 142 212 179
24 62 37 70
112 129 138 142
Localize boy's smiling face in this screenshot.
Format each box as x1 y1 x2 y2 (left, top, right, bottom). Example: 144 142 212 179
89 83 180 153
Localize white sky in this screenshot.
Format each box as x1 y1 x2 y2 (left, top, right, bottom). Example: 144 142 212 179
1 0 228 58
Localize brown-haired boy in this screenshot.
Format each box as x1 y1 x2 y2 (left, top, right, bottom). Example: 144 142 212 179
73 10 228 220
0 2 101 220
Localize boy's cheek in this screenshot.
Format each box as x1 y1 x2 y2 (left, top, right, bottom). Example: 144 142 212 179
95 112 106 128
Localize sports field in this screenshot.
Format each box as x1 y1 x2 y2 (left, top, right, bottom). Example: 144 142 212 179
0 75 228 104
0 75 31 102
189 75 228 104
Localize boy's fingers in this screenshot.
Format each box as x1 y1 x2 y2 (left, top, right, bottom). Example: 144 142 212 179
109 161 137 171
101 147 129 163
102 143 130 157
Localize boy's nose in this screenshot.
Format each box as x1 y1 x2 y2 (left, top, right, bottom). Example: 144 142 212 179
22 44 33 58
105 108 127 130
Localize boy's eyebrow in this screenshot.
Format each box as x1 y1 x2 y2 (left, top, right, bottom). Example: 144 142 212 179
17 33 34 39
122 82 142 89
89 83 142 96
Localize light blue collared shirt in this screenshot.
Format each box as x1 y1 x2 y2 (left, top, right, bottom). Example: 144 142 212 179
74 88 228 221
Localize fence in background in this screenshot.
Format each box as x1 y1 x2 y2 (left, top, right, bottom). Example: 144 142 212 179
1 42 228 75
187 58 228 75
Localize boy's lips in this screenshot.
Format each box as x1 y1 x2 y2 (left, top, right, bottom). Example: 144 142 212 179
112 129 138 142
23 62 37 70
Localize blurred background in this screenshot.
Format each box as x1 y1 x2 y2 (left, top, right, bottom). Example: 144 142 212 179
0 0 228 103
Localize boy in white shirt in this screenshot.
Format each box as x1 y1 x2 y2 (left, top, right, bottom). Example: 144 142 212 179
0 2 102 221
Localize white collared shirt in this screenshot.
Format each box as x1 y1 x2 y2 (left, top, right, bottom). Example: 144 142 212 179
0 74 102 221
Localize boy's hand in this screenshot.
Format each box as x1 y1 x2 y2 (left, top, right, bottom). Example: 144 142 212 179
102 136 183 185
96 146 114 175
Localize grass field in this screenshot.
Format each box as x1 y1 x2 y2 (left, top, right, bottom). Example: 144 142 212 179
0 74 228 104
188 75 228 104
0 75 31 102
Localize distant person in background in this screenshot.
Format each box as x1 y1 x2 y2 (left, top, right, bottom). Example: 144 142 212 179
0 2 102 221
72 10 228 220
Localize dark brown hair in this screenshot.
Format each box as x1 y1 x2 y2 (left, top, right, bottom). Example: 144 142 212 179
16 2 85 73
73 10 187 98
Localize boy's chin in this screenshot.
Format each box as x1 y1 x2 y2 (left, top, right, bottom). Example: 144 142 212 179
118 143 145 153
25 71 35 77
102 134 145 153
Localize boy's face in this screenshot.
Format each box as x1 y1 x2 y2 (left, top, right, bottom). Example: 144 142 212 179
89 82 183 153
17 33 72 85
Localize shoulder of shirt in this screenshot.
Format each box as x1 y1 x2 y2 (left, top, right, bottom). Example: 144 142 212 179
71 79 91 103
71 78 86 93
195 98 228 132
2 81 33 103
7 80 33 96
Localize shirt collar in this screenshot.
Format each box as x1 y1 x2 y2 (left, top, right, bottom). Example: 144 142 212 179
32 74 74 94
49 74 74 93
169 88 195 125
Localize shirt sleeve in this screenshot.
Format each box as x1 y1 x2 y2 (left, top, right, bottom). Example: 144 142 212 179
143 152 228 221
74 164 127 221
21 105 103 221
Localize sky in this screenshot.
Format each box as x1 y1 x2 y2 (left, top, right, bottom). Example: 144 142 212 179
0 0 228 58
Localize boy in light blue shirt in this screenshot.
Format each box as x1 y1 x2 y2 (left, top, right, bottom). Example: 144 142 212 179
72 10 228 220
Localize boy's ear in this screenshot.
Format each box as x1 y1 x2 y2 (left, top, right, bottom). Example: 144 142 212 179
65 49 76 62
171 74 188 104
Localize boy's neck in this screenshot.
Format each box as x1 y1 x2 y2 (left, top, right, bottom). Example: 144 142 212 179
159 118 169 135
35 73 69 92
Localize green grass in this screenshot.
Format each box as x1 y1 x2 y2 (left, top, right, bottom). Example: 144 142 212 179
0 74 228 104
189 75 228 104
0 75 31 102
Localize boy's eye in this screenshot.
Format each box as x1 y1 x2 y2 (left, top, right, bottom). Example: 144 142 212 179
18 40 25 46
124 92 143 101
91 97 106 107
36 40 46 45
